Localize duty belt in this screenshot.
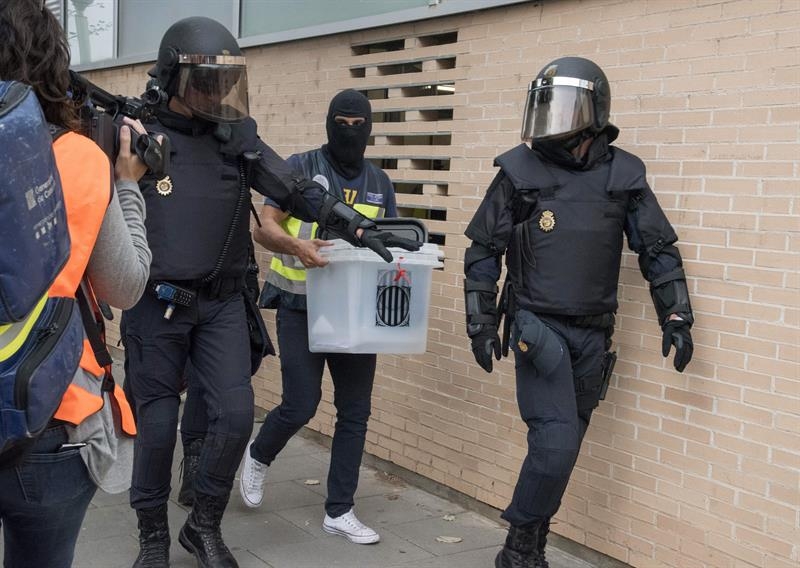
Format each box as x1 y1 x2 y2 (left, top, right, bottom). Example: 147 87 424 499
148 275 244 301
497 279 616 355
568 312 616 329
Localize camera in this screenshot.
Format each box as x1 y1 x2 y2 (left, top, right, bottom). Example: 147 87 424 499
68 71 171 177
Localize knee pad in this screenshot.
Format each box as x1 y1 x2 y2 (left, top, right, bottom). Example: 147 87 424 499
136 398 179 436
209 386 254 439
529 420 581 477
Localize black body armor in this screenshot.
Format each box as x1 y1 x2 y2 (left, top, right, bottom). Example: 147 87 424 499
465 141 684 315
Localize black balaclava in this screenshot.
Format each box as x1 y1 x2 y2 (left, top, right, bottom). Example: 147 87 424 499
322 89 372 179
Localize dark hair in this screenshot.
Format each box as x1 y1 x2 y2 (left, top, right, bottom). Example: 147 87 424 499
0 0 78 129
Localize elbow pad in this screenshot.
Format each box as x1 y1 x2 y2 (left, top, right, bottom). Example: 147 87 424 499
464 279 498 337
650 268 694 328
464 243 495 274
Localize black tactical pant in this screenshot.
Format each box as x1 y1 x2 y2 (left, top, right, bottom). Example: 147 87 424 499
250 306 376 518
122 283 253 510
502 313 607 527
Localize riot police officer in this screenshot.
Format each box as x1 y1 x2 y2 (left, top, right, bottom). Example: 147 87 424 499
122 17 417 568
463 57 694 568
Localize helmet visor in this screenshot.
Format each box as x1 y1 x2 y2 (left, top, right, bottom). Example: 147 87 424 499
521 83 594 142
176 57 249 123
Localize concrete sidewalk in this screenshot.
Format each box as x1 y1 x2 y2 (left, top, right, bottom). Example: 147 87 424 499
72 426 598 568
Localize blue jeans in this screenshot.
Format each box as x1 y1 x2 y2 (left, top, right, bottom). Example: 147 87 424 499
0 425 97 568
251 306 376 518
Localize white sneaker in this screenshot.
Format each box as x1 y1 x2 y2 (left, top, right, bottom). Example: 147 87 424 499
322 509 380 544
239 441 267 508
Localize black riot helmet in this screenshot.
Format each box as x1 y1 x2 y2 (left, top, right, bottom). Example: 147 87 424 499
521 56 611 143
148 17 249 123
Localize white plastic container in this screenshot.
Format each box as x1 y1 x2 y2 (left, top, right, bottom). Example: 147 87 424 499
305 241 443 353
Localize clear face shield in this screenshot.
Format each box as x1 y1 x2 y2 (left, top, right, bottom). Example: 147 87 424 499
175 54 249 123
520 76 595 142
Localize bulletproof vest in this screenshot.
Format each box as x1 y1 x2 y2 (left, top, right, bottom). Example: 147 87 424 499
496 143 648 315
140 117 259 281
262 148 392 308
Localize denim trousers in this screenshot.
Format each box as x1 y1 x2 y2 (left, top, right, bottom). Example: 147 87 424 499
0 425 97 568
251 306 376 518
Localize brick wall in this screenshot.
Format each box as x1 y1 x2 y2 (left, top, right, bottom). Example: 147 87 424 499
94 1 799 566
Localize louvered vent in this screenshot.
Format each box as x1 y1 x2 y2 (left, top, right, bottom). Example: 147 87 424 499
45 0 63 24
350 31 460 247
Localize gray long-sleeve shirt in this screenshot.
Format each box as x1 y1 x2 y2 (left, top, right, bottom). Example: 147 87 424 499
86 179 151 308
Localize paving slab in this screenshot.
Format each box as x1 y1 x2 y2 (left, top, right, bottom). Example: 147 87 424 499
6 418 605 568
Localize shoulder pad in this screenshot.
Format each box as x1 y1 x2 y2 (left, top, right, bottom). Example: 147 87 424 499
493 144 556 190
607 147 648 192
220 117 259 156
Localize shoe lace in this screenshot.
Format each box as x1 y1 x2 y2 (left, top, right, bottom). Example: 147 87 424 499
138 532 169 564
245 459 266 493
200 527 231 559
341 512 369 532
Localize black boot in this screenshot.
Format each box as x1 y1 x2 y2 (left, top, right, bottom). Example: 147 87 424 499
132 504 170 568
178 492 238 568
177 438 204 506
495 524 543 568
535 519 550 568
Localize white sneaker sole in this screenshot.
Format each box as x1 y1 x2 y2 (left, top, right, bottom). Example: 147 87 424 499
322 523 380 544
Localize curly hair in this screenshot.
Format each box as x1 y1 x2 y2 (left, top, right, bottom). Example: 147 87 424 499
0 0 79 129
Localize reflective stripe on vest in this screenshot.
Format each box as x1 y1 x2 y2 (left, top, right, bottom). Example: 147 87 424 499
266 203 382 295
48 133 136 434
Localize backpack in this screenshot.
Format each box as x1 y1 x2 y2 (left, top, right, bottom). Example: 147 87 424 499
0 80 85 467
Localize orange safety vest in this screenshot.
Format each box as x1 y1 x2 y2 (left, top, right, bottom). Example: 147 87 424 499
49 132 136 435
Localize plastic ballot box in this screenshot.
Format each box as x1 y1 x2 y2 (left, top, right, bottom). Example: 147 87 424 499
305 241 443 353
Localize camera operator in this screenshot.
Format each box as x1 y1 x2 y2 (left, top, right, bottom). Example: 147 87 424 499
121 16 420 568
0 2 153 567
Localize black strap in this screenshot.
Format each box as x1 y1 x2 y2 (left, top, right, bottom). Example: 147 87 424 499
76 278 114 389
76 277 132 437
650 267 686 288
49 124 69 142
464 279 497 293
498 280 516 356
250 202 261 227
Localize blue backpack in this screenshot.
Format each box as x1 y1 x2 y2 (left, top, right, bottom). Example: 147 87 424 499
0 81 85 467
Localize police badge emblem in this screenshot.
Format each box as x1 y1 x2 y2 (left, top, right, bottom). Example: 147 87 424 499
155 176 173 196
539 210 555 232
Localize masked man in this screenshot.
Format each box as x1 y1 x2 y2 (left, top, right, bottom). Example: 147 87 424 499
238 90 398 545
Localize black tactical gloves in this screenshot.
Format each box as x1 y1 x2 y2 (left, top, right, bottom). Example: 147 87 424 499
662 319 693 372
312 190 422 262
465 279 501 373
471 325 501 373
359 228 422 263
